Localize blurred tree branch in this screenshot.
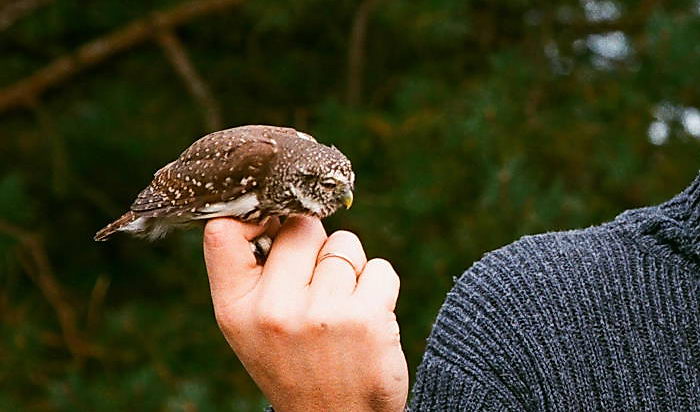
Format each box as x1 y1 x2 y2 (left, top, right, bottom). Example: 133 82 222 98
0 220 95 361
86 274 110 335
0 0 54 31
0 0 243 113
156 29 223 131
346 0 381 106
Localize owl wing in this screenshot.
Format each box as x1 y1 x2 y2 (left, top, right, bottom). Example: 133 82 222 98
130 127 279 216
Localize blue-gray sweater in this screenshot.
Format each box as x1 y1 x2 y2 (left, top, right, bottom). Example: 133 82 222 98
410 174 700 411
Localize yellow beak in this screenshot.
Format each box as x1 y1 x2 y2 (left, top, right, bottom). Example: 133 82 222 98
342 189 354 209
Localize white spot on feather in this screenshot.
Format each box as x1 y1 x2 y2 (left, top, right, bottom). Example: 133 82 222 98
296 131 316 142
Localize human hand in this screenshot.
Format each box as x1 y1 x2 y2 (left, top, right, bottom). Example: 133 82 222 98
203 216 408 412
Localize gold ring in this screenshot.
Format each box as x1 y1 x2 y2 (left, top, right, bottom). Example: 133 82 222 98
317 252 359 274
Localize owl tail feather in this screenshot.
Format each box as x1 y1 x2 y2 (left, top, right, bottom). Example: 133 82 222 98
94 211 137 241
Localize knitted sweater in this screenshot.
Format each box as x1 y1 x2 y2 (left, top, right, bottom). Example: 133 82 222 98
409 174 700 411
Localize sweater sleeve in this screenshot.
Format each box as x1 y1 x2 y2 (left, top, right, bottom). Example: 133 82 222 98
408 247 539 412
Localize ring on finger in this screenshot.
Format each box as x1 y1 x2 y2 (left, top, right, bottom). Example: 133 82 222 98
317 252 360 275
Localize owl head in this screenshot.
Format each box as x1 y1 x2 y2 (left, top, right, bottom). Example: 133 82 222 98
273 142 355 219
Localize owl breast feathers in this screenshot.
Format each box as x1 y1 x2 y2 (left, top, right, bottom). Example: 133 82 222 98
95 125 355 241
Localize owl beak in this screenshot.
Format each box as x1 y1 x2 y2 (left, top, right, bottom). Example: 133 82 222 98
341 188 354 209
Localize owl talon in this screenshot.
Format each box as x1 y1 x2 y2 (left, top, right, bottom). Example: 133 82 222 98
252 235 273 265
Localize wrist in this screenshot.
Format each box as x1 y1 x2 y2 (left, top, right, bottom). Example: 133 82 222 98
268 395 406 412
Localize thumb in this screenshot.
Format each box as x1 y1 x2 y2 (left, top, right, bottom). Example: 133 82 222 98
203 218 269 305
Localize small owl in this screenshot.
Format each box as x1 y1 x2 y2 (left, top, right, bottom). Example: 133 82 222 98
95 125 355 251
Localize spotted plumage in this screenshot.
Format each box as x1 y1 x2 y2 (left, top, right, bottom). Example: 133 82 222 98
94 125 355 242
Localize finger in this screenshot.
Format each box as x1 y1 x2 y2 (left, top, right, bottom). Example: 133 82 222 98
354 258 400 311
310 231 367 296
203 218 269 304
261 216 327 291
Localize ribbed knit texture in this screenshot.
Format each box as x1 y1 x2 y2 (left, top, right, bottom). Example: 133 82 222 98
410 175 700 411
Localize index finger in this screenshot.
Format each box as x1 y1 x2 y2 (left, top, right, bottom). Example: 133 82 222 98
203 218 269 304
261 216 327 292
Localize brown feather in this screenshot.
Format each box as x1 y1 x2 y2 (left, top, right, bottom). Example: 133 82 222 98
94 211 137 241
130 127 278 214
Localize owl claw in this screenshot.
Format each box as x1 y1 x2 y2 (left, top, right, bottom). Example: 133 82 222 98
251 235 273 265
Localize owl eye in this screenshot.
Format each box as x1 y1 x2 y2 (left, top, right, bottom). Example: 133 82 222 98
320 178 338 189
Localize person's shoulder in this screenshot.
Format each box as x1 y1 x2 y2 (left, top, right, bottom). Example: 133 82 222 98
457 219 633 295
427 219 636 360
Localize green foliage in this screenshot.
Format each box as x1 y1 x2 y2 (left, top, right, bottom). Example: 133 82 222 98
1 0 699 409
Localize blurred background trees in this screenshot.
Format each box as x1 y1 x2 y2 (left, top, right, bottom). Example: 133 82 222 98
1 0 699 409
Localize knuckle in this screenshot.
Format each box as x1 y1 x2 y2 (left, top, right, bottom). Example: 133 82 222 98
203 219 233 249
368 257 394 272
303 309 332 332
345 314 372 337
303 304 369 335
255 307 297 335
257 314 288 335
367 259 400 285
329 230 360 245
345 311 371 329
